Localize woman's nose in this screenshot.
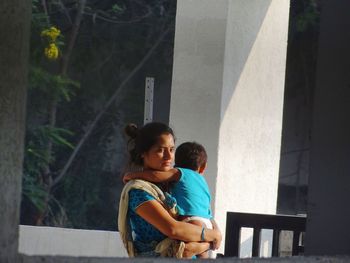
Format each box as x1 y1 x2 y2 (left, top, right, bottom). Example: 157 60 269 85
163 149 172 160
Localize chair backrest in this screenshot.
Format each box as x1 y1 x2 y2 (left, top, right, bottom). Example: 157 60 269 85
224 212 306 257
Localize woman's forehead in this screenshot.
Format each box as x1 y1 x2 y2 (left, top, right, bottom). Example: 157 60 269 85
155 133 174 146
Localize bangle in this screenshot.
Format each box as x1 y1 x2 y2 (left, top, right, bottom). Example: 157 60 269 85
201 226 205 241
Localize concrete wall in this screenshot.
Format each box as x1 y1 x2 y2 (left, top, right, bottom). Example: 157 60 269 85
18 226 127 257
305 0 350 255
170 0 290 255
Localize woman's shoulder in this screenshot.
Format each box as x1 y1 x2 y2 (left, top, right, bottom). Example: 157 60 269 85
129 189 156 211
129 188 155 199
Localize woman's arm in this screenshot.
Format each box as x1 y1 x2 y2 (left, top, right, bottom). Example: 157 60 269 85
135 199 222 244
123 168 180 184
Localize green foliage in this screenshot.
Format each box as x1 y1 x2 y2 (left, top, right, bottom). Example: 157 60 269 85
29 66 80 102
32 0 49 29
289 0 320 37
111 4 126 15
23 125 75 213
22 0 78 222
25 126 75 171
295 0 319 32
40 126 75 149
22 173 48 212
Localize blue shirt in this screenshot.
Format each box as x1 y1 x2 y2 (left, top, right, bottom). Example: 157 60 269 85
128 189 166 254
171 167 212 219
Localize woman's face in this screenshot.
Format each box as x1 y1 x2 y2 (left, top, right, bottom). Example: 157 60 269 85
142 133 175 171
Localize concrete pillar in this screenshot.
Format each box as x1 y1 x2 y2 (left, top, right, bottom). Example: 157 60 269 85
305 0 350 255
170 0 290 254
170 0 227 202
0 0 31 260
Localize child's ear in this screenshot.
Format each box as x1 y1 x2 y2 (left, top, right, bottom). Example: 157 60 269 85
198 163 207 174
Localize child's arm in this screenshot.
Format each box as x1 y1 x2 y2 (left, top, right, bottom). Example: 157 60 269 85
123 168 180 184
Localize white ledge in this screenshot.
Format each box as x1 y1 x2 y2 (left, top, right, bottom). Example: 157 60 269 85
18 225 128 257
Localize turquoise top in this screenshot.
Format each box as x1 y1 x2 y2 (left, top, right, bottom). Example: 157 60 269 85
128 189 166 255
171 167 212 219
127 168 212 255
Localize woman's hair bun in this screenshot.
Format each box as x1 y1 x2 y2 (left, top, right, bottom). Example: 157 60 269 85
124 123 139 139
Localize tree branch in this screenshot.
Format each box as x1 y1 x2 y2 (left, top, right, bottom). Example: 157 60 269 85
84 6 152 25
41 0 50 25
57 0 73 26
52 25 172 186
61 0 86 76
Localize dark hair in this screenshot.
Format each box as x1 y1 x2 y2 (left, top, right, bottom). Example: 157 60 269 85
124 122 175 166
175 142 207 171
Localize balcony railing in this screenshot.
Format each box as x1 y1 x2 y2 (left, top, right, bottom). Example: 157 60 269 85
223 212 306 257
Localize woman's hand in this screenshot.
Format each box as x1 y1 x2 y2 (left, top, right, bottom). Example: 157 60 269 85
210 219 222 250
211 228 222 250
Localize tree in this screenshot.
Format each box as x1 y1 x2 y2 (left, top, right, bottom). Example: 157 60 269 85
21 0 177 230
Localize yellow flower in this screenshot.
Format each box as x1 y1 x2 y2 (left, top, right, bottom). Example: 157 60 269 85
41 26 61 42
44 43 59 60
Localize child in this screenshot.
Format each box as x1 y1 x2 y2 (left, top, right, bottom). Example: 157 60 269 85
123 141 217 258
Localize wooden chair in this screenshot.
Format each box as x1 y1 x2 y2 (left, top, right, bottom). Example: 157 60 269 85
222 212 306 257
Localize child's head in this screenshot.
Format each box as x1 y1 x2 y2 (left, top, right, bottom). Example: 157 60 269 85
175 142 207 173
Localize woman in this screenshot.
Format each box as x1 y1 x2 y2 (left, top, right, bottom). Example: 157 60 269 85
118 122 221 258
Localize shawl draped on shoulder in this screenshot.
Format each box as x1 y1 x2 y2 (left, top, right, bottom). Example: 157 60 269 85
118 179 185 258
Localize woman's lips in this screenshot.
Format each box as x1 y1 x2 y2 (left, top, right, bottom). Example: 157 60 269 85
162 162 172 166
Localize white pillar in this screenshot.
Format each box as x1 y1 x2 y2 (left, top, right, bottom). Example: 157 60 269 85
170 0 227 200
170 0 290 253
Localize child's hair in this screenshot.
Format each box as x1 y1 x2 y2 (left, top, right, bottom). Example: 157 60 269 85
175 142 207 171
124 122 175 166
